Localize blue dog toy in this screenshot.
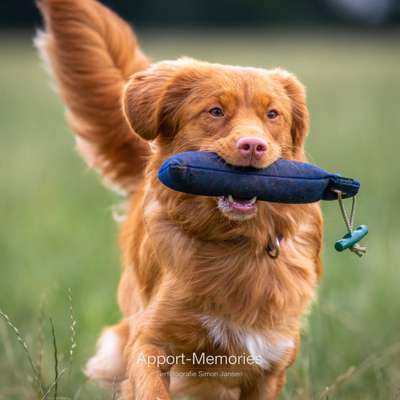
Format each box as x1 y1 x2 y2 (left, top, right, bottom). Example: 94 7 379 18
158 151 368 256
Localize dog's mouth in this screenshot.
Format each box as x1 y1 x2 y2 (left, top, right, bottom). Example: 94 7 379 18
217 195 257 220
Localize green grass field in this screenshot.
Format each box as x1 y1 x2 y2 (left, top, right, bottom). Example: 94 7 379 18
1 30 400 399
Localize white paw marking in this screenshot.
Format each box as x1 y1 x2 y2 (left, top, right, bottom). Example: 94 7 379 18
85 329 125 384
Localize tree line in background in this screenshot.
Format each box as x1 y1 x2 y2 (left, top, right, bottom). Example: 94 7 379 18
1 0 399 29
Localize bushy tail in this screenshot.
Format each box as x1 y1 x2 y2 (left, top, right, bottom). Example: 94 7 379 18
36 0 151 193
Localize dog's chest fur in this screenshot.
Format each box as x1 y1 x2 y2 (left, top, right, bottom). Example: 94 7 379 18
200 315 294 369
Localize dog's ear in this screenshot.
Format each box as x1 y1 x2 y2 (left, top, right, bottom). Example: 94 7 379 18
123 63 174 140
123 61 195 140
270 69 309 157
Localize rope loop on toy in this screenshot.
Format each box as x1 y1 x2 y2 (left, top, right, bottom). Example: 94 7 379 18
335 190 367 257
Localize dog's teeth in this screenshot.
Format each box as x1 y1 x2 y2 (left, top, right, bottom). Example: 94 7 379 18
228 195 234 202
250 196 257 204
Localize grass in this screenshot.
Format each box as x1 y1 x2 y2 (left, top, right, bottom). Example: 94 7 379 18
1 29 400 399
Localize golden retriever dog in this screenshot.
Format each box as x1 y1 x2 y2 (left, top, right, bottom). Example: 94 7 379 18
36 0 323 398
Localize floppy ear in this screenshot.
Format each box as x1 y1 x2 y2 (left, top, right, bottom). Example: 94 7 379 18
122 60 197 140
271 69 309 157
122 64 174 140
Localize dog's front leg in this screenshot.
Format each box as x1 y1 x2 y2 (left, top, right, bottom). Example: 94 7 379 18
239 370 287 400
121 340 172 400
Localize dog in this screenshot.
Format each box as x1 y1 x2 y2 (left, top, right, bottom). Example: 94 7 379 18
36 0 323 398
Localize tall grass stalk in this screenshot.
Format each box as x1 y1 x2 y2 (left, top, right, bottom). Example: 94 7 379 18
0 309 45 395
318 342 400 399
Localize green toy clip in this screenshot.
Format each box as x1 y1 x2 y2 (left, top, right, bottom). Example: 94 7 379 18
334 191 368 257
335 225 369 252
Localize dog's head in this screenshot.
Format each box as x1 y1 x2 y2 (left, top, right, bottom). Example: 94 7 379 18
123 58 309 230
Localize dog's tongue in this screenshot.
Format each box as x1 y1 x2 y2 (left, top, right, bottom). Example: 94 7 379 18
227 195 257 208
232 198 253 205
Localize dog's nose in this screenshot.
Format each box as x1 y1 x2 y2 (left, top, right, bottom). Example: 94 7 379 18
237 137 267 161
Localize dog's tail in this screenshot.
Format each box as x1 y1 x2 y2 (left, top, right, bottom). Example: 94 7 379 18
36 0 151 194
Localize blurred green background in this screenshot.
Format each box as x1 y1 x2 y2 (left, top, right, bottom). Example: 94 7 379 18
1 22 400 400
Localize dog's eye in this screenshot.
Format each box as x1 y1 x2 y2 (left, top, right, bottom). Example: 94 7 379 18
267 109 279 120
209 107 225 118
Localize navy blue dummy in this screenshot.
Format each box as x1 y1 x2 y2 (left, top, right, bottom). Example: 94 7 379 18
158 151 360 204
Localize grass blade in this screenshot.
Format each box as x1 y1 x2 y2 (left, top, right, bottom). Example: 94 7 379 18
0 309 45 395
49 318 59 400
